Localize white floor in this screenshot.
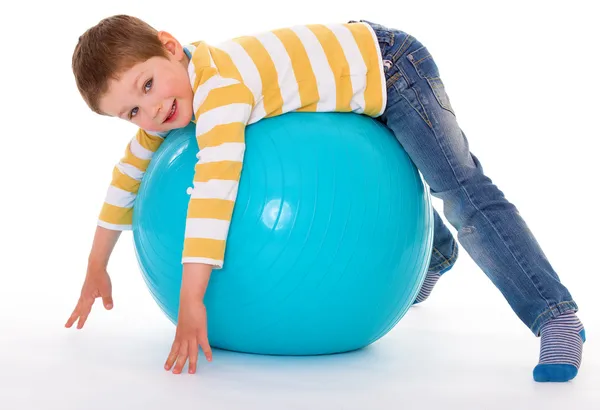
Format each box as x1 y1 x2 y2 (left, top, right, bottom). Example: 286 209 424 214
2 249 598 410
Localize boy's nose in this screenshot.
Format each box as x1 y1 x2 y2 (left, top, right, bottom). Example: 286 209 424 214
148 103 164 122
154 104 163 119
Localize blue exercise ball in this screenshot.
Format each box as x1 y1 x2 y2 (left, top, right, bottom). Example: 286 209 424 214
133 112 433 356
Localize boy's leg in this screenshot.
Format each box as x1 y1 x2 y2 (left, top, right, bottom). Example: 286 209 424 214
363 21 584 381
429 208 458 275
414 208 458 304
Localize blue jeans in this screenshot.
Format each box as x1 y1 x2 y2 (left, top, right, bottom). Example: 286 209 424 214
359 20 578 336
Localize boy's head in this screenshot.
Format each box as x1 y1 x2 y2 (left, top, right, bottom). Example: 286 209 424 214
72 15 194 132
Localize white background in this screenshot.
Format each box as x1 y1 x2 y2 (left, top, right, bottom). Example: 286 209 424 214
1 0 599 409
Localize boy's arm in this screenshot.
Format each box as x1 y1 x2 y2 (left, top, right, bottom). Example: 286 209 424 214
88 225 122 268
98 128 167 230
65 225 121 329
164 59 255 374
181 67 255 269
66 128 166 329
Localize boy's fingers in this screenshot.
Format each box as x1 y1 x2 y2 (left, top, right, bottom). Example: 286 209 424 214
102 296 113 310
65 303 81 327
77 313 89 329
199 335 212 362
188 338 198 374
65 300 86 328
165 341 180 370
65 310 79 328
173 340 189 374
75 299 94 329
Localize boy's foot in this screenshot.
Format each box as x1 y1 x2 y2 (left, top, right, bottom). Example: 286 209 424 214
412 271 442 304
533 312 585 382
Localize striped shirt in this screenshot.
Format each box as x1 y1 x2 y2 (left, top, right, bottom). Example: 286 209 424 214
98 21 387 268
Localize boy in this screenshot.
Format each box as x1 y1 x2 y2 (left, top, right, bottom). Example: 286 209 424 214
65 15 585 382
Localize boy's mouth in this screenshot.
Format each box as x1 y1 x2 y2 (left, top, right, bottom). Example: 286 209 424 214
163 100 177 123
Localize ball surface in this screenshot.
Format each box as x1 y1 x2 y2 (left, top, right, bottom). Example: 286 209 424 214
133 113 433 355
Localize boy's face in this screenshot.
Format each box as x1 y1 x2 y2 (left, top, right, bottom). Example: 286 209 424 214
98 32 193 133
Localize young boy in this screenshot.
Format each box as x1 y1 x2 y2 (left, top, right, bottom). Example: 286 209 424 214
65 15 585 382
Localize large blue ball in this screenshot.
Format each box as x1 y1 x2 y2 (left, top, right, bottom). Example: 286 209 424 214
133 113 433 355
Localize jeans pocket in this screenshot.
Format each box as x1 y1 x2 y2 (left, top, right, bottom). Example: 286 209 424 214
407 46 456 116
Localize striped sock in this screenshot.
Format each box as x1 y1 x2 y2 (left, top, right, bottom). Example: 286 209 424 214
413 271 442 304
533 312 585 382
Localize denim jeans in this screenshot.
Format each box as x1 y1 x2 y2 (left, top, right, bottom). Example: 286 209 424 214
359 20 578 336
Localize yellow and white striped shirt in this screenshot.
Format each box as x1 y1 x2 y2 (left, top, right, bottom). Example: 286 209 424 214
98 21 387 268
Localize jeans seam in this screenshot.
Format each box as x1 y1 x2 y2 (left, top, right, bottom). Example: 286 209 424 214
428 241 457 272
386 72 402 90
392 81 433 128
412 53 432 66
391 34 414 63
531 301 579 336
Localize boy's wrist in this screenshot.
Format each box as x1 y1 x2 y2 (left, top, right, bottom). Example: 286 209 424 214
181 263 213 299
87 226 122 271
87 255 108 270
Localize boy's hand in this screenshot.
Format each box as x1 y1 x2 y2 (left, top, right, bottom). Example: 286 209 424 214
65 265 113 329
164 292 212 374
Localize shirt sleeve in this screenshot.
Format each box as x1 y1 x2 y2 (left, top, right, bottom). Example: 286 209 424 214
98 128 166 230
181 72 255 268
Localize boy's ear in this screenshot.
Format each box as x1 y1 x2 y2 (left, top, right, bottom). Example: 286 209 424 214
157 31 183 59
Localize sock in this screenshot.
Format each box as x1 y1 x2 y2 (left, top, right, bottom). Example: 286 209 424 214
413 271 442 304
533 312 585 382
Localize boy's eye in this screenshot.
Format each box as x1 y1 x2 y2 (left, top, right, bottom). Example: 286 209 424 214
128 79 152 119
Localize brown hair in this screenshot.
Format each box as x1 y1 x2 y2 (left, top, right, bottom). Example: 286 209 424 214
72 15 169 114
